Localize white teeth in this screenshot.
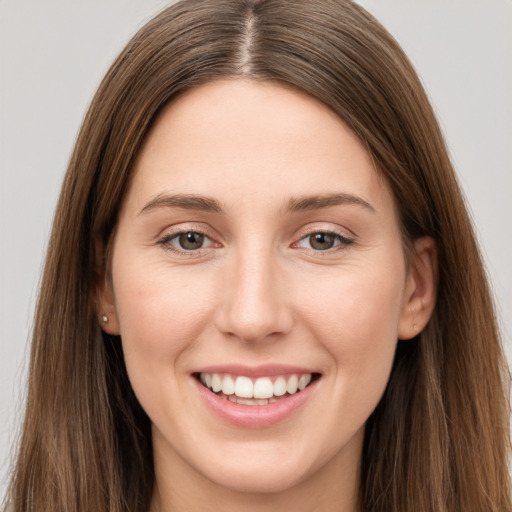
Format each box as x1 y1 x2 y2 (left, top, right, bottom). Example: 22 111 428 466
235 376 253 398
221 375 235 395
211 374 222 393
199 372 315 400
237 398 258 406
273 376 287 396
225 394 268 405
298 374 312 391
286 375 299 394
253 377 274 399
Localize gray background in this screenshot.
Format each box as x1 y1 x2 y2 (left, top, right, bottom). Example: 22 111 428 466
1 0 511 497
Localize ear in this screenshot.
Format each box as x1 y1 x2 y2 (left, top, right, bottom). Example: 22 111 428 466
398 236 438 340
95 240 121 336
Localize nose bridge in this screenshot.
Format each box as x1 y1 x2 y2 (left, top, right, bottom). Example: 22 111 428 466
216 240 292 343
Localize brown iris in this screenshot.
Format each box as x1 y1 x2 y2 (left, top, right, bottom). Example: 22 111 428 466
178 232 204 250
309 232 336 250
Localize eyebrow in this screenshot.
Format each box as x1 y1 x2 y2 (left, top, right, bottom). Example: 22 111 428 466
286 193 375 213
138 191 375 216
139 193 224 216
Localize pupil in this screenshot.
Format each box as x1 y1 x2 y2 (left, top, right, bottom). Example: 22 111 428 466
179 232 204 250
310 232 335 250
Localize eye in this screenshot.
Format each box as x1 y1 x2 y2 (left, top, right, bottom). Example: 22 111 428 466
176 231 206 250
159 230 217 253
294 231 353 251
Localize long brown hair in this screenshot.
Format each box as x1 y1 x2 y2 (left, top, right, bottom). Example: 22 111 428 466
5 1 510 511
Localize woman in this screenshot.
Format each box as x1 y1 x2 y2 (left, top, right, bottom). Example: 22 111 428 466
5 0 511 511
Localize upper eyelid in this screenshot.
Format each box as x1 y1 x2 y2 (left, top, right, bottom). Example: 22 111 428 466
157 222 217 239
294 223 355 240
159 229 216 244
294 231 353 247
300 231 352 241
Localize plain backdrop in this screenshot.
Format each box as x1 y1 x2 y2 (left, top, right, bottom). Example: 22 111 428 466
1 0 511 497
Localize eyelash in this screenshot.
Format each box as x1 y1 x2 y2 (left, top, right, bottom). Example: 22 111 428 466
158 230 218 256
292 230 353 253
157 228 354 256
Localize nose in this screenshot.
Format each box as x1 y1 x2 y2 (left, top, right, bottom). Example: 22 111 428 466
214 247 293 343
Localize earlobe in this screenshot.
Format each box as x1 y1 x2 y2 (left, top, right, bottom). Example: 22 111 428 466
398 237 438 340
95 240 121 336
96 276 121 335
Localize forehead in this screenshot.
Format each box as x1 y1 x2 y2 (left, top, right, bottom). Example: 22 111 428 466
127 79 394 217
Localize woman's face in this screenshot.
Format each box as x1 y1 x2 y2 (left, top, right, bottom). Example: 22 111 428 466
102 79 426 499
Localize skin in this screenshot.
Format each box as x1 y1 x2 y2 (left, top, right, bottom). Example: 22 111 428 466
99 79 436 512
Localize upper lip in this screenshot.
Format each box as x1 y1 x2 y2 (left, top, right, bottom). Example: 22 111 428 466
193 364 320 378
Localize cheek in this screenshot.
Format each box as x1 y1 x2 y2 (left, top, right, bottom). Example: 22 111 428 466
300 264 405 390
112 260 216 372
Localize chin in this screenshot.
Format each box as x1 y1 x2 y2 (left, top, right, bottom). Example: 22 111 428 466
200 457 314 495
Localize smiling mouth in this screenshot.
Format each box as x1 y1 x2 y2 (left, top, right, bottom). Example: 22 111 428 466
195 372 321 406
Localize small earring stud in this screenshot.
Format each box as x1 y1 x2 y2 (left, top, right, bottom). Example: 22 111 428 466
101 315 109 324
409 306 419 333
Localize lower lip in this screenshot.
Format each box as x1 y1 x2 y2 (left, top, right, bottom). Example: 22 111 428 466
193 377 319 428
